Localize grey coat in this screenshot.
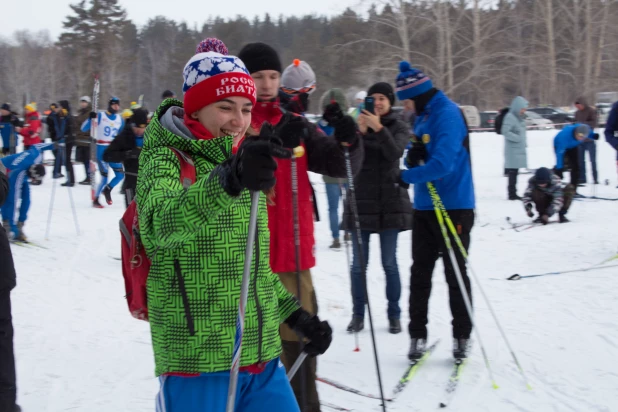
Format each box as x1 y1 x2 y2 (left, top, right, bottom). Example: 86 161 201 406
502 96 528 169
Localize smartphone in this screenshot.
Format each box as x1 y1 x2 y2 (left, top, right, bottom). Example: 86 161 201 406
364 96 375 114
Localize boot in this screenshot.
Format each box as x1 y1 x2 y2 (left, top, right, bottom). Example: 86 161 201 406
559 213 569 223
346 316 364 333
61 182 74 187
79 177 91 185
329 238 341 249
453 338 471 359
508 194 522 200
30 178 42 186
15 221 27 242
102 185 113 205
388 318 401 334
407 338 427 360
93 198 104 209
344 232 351 242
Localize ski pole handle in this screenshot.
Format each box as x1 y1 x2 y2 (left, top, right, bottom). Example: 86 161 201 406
287 352 308 381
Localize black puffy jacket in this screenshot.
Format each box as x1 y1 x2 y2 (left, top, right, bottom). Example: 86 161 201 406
343 111 413 232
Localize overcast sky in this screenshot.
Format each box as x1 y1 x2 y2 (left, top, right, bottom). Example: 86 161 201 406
2 0 356 40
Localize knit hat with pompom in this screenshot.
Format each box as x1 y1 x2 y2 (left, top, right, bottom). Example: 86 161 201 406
395 61 433 101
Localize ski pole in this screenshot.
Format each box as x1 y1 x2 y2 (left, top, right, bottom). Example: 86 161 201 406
428 183 498 389
67 182 80 235
45 144 63 240
290 147 307 412
429 183 531 390
508 263 618 280
288 351 308 381
226 191 260 412
343 145 387 411
341 183 359 352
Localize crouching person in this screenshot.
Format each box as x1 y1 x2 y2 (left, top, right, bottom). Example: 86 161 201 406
523 167 575 224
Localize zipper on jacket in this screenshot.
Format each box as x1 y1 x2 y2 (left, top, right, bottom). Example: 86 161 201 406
174 259 195 336
253 222 264 362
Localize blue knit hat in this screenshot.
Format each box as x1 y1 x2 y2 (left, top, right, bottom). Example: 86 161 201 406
395 61 433 101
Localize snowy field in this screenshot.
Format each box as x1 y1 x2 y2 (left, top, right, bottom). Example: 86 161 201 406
10 129 618 411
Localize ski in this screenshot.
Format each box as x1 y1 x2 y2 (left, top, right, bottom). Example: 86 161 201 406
391 339 440 400
439 358 467 408
321 401 352 411
317 376 392 401
11 240 48 249
574 195 618 201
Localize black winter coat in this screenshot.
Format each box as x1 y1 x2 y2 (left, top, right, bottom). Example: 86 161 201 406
103 125 141 192
343 111 413 232
0 170 16 292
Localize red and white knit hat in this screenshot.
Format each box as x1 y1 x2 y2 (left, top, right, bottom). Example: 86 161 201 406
182 52 257 115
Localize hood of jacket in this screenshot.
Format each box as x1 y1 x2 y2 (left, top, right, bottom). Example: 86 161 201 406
509 96 529 119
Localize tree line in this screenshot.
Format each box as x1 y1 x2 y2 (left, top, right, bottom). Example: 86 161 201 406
1 0 617 113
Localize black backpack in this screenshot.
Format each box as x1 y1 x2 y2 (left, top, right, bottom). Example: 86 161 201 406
494 107 510 134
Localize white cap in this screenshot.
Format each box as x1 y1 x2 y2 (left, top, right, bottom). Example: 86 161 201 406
80 96 91 103
355 91 367 100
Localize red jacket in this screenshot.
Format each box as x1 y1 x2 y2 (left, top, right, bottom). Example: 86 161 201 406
20 111 42 146
252 100 364 273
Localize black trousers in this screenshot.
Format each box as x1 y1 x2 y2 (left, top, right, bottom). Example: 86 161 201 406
65 142 75 184
531 184 575 216
556 147 580 188
0 289 16 411
506 168 519 197
409 209 475 339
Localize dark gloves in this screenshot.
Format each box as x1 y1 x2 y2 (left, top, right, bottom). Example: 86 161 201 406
227 123 291 193
274 113 307 149
323 103 358 145
525 203 533 218
281 93 309 114
285 308 333 357
406 141 427 168
89 111 97 119
541 214 549 225
592 133 600 140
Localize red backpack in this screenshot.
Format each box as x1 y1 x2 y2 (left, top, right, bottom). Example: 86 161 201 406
119 148 196 321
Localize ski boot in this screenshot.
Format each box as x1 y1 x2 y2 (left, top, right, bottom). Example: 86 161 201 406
30 178 42 186
389 318 401 334
15 222 27 242
102 185 113 205
453 338 471 359
407 338 427 360
93 198 104 209
346 316 364 333
329 238 341 249
559 212 569 223
508 194 522 200
79 177 91 185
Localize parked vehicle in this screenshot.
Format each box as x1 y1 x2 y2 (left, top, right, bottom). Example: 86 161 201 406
596 102 612 127
460 105 480 128
479 111 497 131
527 106 574 128
523 111 554 130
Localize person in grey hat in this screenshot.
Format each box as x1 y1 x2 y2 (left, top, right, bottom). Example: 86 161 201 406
553 123 599 192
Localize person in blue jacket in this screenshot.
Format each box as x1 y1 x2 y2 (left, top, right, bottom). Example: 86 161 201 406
397 62 475 360
553 123 598 191
0 143 54 241
604 101 618 187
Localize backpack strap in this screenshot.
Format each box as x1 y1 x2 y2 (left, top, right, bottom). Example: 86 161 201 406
169 147 197 188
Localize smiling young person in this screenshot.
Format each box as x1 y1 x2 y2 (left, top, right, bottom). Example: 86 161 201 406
135 51 332 412
238 43 361 412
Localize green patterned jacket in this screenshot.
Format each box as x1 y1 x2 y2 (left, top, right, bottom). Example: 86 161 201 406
136 100 299 376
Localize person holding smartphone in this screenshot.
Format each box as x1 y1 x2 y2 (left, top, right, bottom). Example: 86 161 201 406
343 82 413 335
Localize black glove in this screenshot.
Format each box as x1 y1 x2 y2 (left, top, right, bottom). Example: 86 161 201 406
525 203 534 218
406 141 427 168
285 309 333 357
553 167 563 179
275 113 307 149
322 102 345 125
592 133 600 140
89 111 97 119
281 93 309 114
541 214 549 225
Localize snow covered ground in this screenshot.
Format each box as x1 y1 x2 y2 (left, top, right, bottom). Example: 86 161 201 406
10 129 618 411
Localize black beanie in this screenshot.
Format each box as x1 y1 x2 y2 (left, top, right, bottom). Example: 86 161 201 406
238 42 282 74
130 108 149 127
534 167 552 184
367 82 395 105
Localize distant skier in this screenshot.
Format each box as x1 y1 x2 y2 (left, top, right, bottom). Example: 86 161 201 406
553 123 599 192
0 159 21 412
522 167 575 224
0 143 54 241
81 97 125 207
103 108 148 207
0 104 22 155
19 103 42 151
75 96 93 185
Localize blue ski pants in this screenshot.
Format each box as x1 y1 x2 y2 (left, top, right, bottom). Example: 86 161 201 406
0 171 30 233
96 144 124 197
155 358 299 412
